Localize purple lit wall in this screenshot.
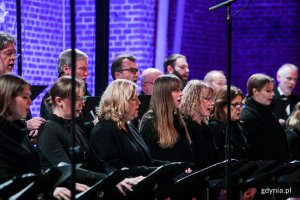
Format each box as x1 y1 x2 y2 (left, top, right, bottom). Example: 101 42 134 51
109 0 157 87
173 0 300 94
3 0 96 117
2 0 300 117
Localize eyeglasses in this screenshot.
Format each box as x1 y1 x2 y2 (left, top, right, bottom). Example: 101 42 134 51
201 96 215 101
76 96 88 103
231 103 243 109
118 68 140 74
1 51 19 59
143 81 154 85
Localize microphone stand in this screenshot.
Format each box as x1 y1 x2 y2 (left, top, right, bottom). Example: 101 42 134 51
209 1 234 199
70 0 77 199
16 0 22 76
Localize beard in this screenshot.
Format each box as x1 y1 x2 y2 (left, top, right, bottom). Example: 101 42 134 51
173 70 188 87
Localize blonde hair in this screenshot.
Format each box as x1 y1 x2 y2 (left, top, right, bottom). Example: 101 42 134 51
286 110 300 132
180 80 213 120
98 79 137 127
286 102 300 132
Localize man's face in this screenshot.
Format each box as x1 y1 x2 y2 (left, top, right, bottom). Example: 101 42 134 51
278 68 298 95
0 42 17 76
64 59 89 83
142 72 162 95
115 58 139 83
168 57 189 84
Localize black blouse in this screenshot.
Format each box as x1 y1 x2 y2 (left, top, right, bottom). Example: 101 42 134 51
38 114 108 185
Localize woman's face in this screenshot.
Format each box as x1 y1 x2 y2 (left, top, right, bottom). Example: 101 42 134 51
10 84 32 121
172 88 182 109
253 82 275 106
223 95 243 121
198 92 214 118
59 89 85 119
123 91 140 121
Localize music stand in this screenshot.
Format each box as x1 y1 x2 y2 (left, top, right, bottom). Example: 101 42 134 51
174 159 244 200
31 85 47 101
0 166 64 200
127 162 193 200
81 96 100 121
76 168 133 200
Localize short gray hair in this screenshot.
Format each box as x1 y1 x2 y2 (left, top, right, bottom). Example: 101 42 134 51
0 32 16 50
57 49 88 76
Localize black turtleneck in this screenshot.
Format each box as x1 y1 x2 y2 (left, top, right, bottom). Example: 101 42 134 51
37 114 109 185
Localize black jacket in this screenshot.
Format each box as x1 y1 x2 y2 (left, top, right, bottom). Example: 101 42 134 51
185 118 218 169
285 128 300 161
0 117 41 181
208 119 249 161
240 97 288 161
272 88 300 121
90 118 164 170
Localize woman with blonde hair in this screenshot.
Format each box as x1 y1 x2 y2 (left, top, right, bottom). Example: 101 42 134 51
90 79 164 169
139 74 193 162
285 102 300 160
180 80 217 169
38 77 142 198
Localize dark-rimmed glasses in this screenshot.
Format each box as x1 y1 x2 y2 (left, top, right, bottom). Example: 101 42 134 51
76 96 88 103
118 68 140 74
231 103 243 109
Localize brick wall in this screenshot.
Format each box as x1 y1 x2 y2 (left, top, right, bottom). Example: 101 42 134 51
2 0 300 117
3 0 96 117
172 0 300 94
109 0 158 88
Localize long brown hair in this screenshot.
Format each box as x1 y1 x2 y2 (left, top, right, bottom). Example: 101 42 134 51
149 74 190 148
0 74 30 118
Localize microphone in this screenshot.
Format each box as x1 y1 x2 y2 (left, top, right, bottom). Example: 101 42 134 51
209 0 236 11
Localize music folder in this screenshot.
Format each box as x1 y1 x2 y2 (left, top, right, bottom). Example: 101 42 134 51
128 162 193 199
76 168 133 200
0 166 64 199
81 96 100 122
31 85 47 101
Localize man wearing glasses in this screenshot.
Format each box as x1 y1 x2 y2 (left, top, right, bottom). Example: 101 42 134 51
0 31 46 141
111 54 139 83
0 32 18 75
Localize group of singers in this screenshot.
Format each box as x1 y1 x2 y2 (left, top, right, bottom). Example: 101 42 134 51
0 31 299 199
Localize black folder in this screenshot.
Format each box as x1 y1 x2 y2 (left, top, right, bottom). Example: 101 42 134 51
76 168 133 200
128 162 193 199
81 96 100 121
31 85 47 101
0 166 63 199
